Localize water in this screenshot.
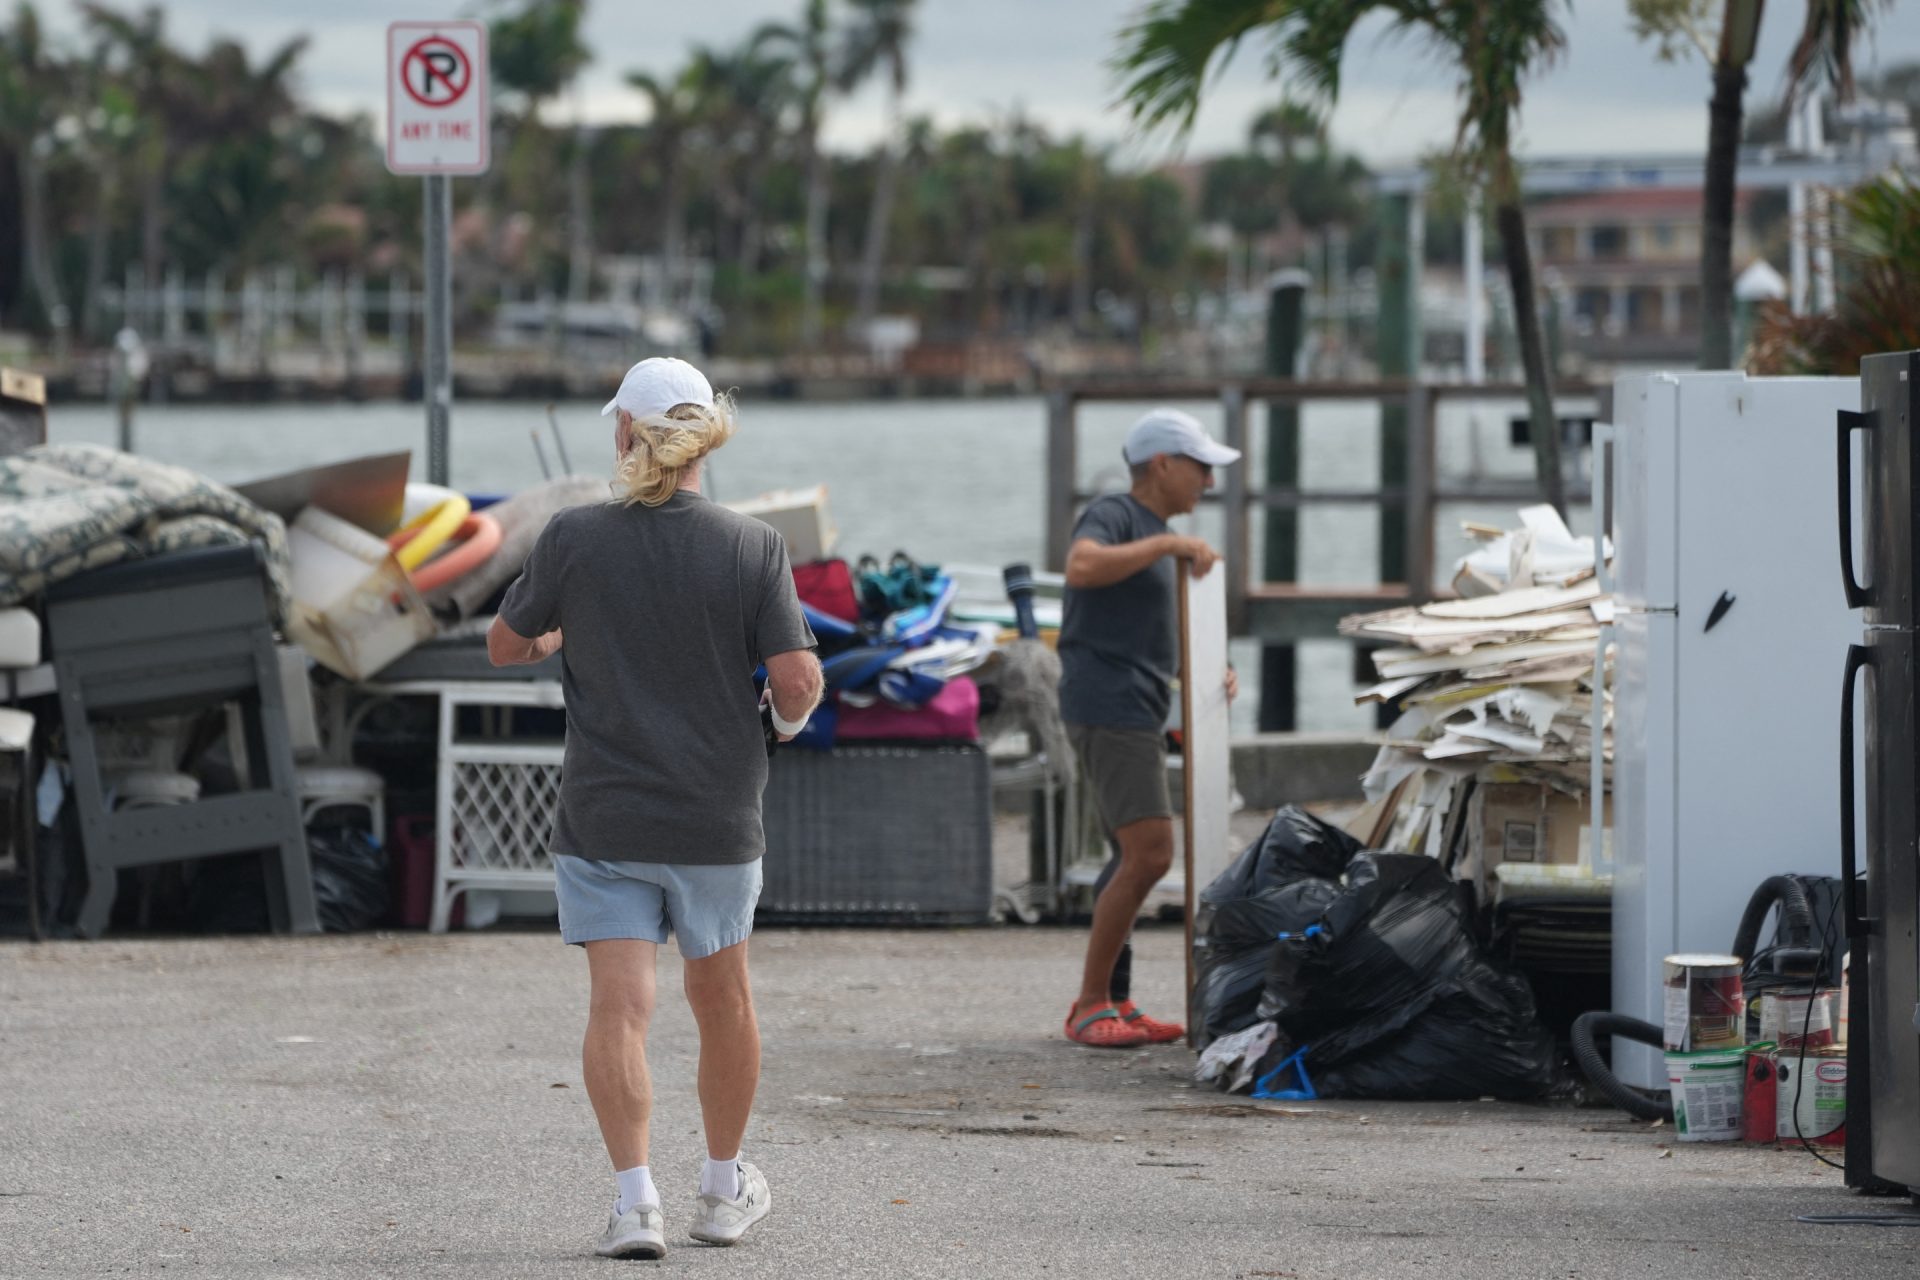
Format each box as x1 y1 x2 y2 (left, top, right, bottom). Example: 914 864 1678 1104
49 394 1595 734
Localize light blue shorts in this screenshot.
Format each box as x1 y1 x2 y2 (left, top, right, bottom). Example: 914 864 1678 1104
554 855 763 958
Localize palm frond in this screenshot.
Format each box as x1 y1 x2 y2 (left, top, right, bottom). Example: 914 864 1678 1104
1783 0 1884 107
1111 0 1293 138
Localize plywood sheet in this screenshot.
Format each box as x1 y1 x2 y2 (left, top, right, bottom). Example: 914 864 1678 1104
1179 562 1233 1044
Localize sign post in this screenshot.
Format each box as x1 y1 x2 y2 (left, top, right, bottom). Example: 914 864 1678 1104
386 21 488 488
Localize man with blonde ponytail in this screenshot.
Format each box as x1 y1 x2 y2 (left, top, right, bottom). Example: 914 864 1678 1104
489 357 821 1259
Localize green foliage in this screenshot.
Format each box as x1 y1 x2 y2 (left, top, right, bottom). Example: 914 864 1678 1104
489 0 591 112
1750 172 1920 373
1627 0 1718 63
1 0 1378 351
1115 0 1566 198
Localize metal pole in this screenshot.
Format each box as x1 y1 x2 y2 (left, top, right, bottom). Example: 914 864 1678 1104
1806 92 1835 314
1787 105 1808 315
424 174 453 486
1463 190 1485 383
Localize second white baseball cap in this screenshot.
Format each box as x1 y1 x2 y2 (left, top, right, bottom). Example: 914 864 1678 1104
1122 406 1242 467
600 357 716 419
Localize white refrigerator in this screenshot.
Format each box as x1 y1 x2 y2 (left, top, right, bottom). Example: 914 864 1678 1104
1606 371 1862 1087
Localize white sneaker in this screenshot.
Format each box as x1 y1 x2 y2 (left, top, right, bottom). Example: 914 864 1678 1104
688 1161 771 1246
594 1199 666 1259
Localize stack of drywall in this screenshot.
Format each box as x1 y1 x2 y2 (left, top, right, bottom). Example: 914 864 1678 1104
1341 506 1612 890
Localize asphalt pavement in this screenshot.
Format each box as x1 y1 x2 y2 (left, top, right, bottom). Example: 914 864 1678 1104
3 925 1915 1278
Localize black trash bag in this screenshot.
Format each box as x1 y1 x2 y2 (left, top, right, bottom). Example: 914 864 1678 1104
1194 879 1340 1047
1191 806 1358 1048
186 827 390 934
1253 852 1554 1100
308 827 390 932
184 852 268 933
1209 806 1359 909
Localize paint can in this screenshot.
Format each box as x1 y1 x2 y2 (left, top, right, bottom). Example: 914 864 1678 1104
1663 954 1746 1051
1743 1044 1778 1144
1757 987 1837 1049
1774 1045 1847 1146
1837 954 1850 1046
1665 1048 1746 1142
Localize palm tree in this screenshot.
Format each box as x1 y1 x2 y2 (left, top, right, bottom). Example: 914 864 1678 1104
692 35 799 281
1631 1 1876 369
837 0 916 337
78 4 188 292
1115 0 1572 518
163 36 311 273
1248 100 1326 165
489 0 592 301
77 67 142 340
0 1 68 329
757 0 834 347
626 65 707 299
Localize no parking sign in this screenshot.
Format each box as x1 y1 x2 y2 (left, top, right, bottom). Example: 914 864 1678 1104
386 21 489 174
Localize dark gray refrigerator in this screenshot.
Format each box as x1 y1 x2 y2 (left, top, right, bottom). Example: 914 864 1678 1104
1839 347 1920 1193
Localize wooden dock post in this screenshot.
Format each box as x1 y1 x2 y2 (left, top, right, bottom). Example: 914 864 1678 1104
1045 388 1076 572
1220 383 1250 636
1405 383 1436 602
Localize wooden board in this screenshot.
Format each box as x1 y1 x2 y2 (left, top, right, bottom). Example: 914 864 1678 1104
1179 562 1233 1046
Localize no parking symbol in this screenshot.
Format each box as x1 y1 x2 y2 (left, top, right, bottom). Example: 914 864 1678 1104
401 36 472 107
386 21 489 174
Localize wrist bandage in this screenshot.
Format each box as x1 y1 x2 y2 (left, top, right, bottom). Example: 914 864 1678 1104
762 688 811 736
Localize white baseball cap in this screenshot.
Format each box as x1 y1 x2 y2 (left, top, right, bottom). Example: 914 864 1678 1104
1122 407 1242 467
600 357 716 419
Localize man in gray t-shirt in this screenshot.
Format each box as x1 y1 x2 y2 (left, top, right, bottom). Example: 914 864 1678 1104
1058 407 1239 1049
490 357 820 1259
498 492 814 865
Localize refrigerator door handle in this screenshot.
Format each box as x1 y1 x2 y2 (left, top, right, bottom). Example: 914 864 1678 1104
1840 642 1875 938
1838 409 1871 609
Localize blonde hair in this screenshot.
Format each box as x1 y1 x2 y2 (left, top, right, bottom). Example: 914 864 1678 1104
614 395 738 508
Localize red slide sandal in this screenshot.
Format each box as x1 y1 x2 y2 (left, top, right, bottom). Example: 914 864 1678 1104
1064 1005 1149 1049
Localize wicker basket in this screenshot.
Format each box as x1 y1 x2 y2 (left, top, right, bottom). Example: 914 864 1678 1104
759 744 992 925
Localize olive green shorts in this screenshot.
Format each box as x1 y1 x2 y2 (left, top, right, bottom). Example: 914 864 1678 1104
1068 724 1172 832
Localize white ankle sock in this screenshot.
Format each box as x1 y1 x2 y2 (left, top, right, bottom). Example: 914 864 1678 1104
700 1155 742 1200
614 1165 658 1215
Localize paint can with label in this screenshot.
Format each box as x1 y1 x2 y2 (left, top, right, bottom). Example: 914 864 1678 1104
1774 1045 1847 1146
1665 1048 1746 1142
1743 1044 1778 1143
1663 954 1746 1052
1836 957 1850 1046
1757 987 1837 1049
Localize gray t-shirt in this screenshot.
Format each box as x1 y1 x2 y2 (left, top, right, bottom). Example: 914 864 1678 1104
1057 493 1175 730
498 491 816 865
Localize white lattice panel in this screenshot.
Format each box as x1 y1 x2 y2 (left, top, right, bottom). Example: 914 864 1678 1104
449 759 561 872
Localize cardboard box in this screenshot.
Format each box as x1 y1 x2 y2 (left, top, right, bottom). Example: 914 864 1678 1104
725 485 837 562
1471 782 1610 870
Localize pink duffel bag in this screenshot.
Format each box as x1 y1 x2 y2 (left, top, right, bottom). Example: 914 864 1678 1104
836 676 980 743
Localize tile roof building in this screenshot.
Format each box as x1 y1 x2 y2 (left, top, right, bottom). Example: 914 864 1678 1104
1528 187 1759 361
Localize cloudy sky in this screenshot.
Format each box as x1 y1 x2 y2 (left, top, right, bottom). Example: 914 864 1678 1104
38 0 1920 166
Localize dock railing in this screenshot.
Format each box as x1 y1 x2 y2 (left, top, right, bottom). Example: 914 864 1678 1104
1044 379 1605 643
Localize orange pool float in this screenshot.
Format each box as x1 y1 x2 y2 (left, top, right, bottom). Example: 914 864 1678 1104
389 511 504 593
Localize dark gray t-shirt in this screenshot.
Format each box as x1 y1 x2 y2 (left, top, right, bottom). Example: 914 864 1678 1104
498 491 816 865
1057 493 1175 730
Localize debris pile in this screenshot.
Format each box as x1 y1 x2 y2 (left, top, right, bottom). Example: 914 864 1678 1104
1341 506 1613 898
